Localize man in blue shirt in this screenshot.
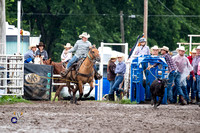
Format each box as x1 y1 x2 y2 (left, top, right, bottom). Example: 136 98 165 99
24 44 37 63
109 55 126 100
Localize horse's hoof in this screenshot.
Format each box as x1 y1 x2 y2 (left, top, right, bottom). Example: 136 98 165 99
151 100 153 106
153 105 157 109
70 97 73 104
84 94 89 98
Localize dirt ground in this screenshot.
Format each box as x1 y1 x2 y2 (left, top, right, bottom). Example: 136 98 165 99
0 101 200 133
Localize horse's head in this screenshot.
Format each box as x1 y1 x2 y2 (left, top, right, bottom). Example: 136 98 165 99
43 58 52 65
88 45 101 62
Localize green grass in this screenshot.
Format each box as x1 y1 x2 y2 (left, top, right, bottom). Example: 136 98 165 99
98 99 137 104
119 99 137 104
0 95 31 105
51 92 58 101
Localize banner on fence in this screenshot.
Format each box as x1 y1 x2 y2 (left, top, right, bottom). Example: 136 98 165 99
23 64 53 100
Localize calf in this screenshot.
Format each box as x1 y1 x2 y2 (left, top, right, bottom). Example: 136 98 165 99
150 78 168 109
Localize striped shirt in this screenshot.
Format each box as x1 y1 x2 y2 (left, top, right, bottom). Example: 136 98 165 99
162 53 177 72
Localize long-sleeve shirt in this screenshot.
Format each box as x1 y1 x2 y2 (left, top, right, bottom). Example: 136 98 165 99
61 49 72 62
115 61 126 74
68 40 92 58
24 50 35 60
107 60 116 81
162 53 177 73
187 56 195 77
192 55 200 74
36 50 48 60
134 45 150 56
172 54 193 73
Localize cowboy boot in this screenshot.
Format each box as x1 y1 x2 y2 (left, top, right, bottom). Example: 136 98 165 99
94 70 102 80
180 95 187 105
108 94 114 101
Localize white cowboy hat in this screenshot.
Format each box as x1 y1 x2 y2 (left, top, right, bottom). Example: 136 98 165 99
176 46 186 52
117 55 124 58
29 44 37 50
190 48 196 54
196 45 200 50
110 55 117 59
79 32 90 39
151 45 160 50
160 46 169 52
64 43 72 48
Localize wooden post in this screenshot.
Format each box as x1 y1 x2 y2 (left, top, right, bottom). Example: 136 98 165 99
120 11 125 52
0 0 6 54
144 0 148 44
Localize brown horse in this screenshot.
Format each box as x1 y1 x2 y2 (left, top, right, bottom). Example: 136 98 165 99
64 46 100 104
44 59 73 101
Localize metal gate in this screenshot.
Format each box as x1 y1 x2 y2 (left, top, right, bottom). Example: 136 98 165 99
0 55 24 95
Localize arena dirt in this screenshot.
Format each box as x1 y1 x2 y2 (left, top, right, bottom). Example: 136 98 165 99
0 101 200 133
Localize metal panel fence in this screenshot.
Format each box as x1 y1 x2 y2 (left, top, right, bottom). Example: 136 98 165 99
0 55 24 95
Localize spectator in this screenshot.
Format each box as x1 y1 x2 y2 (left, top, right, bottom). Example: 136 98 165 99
36 42 48 60
61 43 73 63
173 46 193 104
150 45 160 56
109 55 126 100
134 37 150 56
107 55 117 101
187 49 196 103
192 45 200 105
24 44 37 63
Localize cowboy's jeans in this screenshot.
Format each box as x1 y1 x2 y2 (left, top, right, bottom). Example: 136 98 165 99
187 74 195 99
167 71 176 102
167 71 185 102
109 80 115 93
193 75 199 101
67 56 79 69
197 75 200 99
109 75 124 96
175 72 185 97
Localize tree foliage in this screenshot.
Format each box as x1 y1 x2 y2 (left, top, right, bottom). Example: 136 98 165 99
6 0 200 61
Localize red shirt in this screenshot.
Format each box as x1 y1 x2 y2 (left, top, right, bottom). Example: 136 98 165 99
187 56 195 77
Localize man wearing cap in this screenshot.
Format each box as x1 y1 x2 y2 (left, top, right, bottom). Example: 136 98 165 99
192 46 200 104
172 46 193 104
187 49 196 103
24 44 37 63
148 46 187 105
107 56 117 101
61 43 73 63
134 38 150 56
36 42 48 60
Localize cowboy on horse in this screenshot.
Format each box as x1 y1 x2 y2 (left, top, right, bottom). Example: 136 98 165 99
61 32 102 80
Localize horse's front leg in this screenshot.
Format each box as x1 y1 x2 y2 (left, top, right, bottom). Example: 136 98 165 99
71 85 78 104
53 85 64 101
78 82 83 101
84 81 94 98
